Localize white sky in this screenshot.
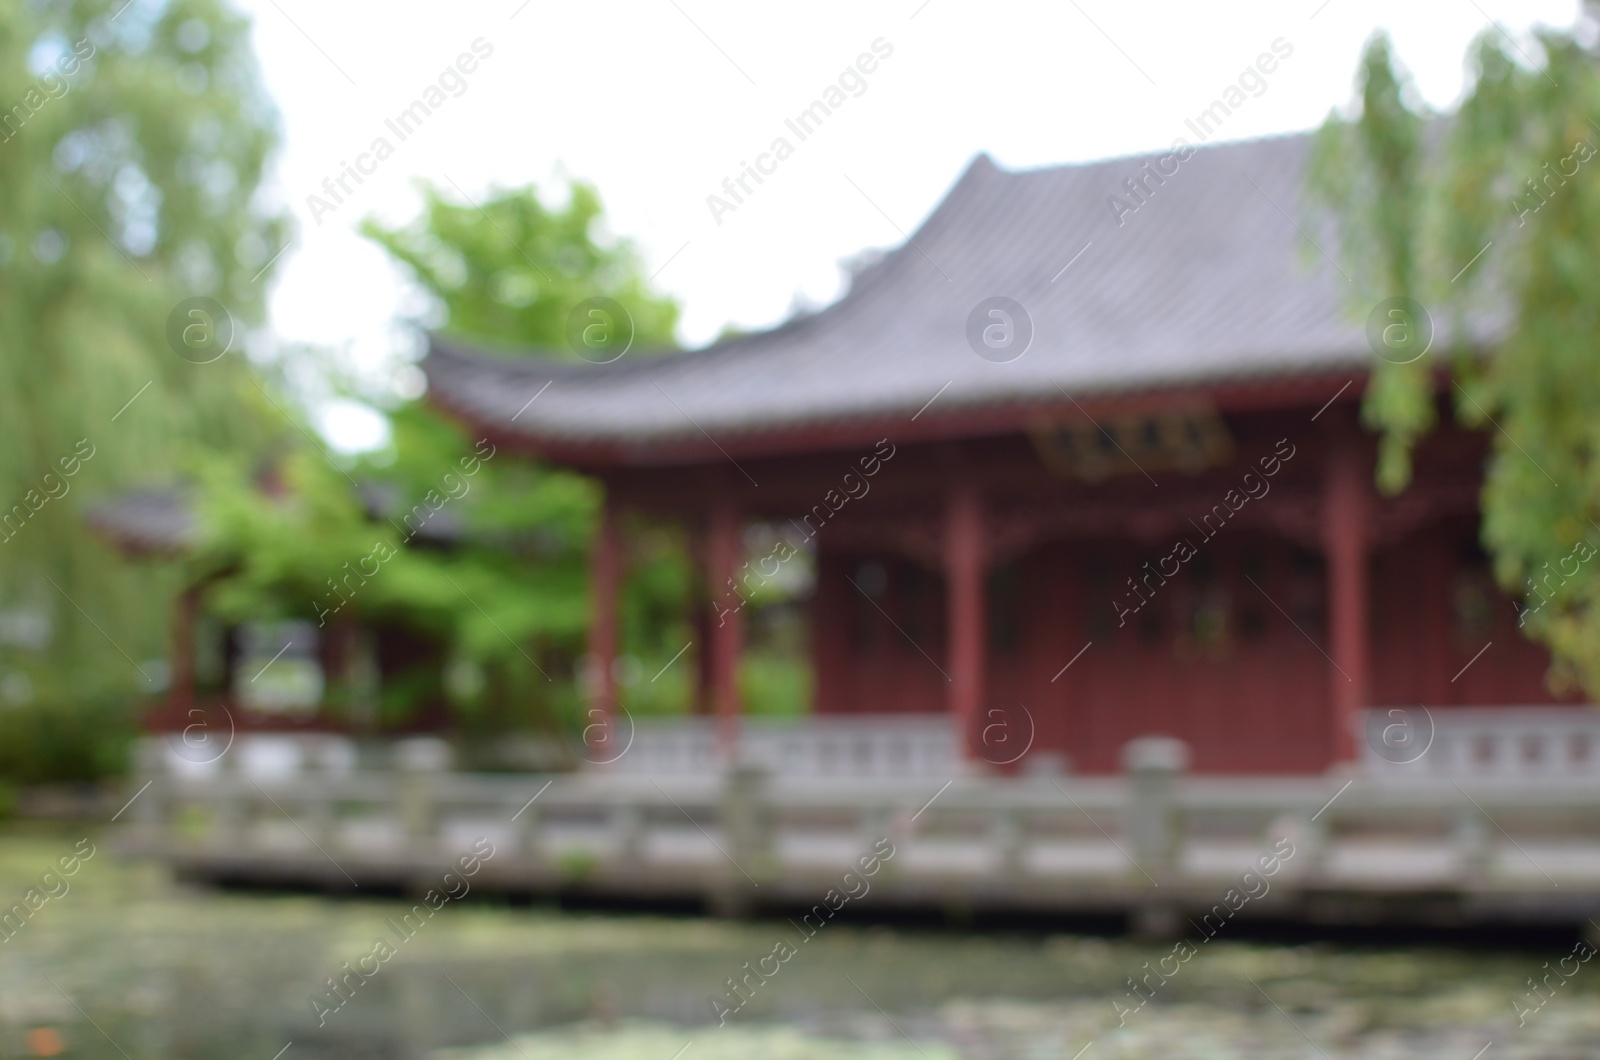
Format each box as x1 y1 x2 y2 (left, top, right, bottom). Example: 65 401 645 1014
231 0 1581 450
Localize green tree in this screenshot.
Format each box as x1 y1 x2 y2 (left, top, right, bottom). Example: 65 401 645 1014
1311 22 1600 696
361 182 687 732
196 182 688 744
0 0 285 729
364 182 678 355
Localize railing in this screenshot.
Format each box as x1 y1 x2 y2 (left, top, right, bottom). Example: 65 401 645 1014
152 707 1600 784
611 716 956 779
1360 706 1600 779
125 734 1600 925
147 716 958 780
159 731 366 779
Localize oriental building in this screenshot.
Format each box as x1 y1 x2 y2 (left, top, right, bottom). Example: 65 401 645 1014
354 133 1588 773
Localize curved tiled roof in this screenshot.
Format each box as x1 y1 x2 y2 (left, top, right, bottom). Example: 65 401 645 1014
424 131 1456 457
86 488 199 555
88 482 467 557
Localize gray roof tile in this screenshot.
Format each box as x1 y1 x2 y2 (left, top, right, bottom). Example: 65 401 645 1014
423 131 1431 449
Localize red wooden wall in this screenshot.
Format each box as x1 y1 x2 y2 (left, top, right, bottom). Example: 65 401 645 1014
812 520 1571 774
1369 515 1576 708
812 551 951 718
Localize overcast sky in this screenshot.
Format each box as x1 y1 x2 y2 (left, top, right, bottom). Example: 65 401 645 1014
230 0 1581 449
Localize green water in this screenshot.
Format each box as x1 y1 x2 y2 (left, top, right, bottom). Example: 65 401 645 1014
0 827 1595 1059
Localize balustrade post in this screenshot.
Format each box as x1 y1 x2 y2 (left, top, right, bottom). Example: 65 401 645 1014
1122 737 1189 885
988 807 1025 878
303 776 336 862
1454 808 1492 884
511 786 545 862
396 738 450 862
1291 810 1329 883
613 800 645 865
712 764 770 916
305 791 337 868
858 804 891 857
130 738 170 849
211 748 246 851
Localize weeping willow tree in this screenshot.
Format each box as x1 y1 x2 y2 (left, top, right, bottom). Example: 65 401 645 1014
0 0 285 725
1310 17 1600 697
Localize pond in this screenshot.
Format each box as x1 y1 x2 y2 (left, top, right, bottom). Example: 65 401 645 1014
0 826 1595 1059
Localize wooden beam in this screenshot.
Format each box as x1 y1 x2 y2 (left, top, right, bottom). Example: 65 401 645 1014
432 368 1373 471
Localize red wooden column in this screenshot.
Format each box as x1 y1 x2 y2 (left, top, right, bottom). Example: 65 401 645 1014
943 481 987 759
587 489 623 753
707 503 745 753
1321 438 1371 766
685 521 716 716
690 593 715 716
170 585 200 708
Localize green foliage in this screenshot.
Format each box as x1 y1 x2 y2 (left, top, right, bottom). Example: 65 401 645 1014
361 182 679 356
1311 25 1600 696
739 649 811 719
0 0 286 752
1309 37 1435 493
0 690 136 784
366 183 686 728
195 450 379 619
199 181 688 733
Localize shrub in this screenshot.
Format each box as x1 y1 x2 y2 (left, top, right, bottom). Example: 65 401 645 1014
0 692 136 786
